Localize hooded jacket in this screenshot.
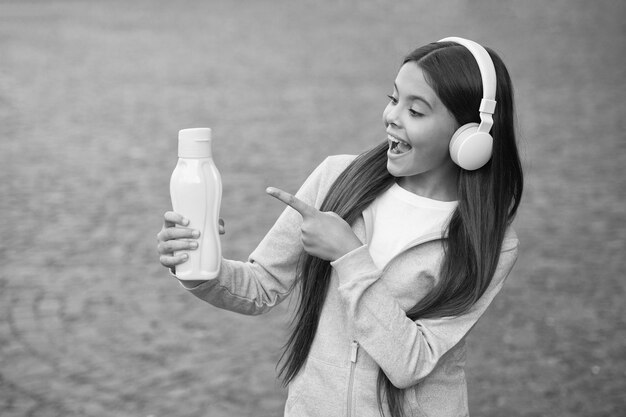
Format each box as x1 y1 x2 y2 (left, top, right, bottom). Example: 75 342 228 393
183 154 519 417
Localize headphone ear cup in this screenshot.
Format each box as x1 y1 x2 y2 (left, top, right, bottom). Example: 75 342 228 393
449 122 493 170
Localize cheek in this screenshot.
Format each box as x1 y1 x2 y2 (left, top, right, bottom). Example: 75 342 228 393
407 125 452 159
440 114 460 143
429 130 453 159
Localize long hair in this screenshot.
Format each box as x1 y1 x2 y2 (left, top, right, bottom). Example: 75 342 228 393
278 41 523 417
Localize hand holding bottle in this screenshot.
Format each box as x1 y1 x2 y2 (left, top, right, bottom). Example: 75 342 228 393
156 211 225 269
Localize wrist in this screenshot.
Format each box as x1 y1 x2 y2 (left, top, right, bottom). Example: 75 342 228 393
334 236 363 261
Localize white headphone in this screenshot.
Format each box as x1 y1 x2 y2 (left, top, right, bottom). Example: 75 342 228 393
438 37 497 171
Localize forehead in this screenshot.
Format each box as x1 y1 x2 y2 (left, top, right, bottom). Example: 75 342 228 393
394 62 438 106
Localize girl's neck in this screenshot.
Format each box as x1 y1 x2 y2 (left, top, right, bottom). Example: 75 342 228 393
396 171 458 202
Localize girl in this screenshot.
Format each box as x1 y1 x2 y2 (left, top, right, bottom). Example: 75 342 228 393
157 37 523 417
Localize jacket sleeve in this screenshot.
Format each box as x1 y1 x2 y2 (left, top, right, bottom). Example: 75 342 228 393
333 237 519 389
180 157 332 315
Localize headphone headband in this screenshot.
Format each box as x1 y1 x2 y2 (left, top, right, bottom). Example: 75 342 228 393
438 37 497 122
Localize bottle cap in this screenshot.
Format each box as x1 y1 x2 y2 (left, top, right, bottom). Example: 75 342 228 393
178 128 212 158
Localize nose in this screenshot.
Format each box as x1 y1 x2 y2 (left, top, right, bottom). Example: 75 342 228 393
383 102 400 128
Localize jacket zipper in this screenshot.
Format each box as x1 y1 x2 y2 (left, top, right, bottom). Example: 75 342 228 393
347 340 359 417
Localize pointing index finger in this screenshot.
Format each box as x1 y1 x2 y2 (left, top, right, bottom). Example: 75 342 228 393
266 187 316 218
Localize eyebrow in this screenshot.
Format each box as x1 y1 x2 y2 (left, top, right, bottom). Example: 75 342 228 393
394 83 433 110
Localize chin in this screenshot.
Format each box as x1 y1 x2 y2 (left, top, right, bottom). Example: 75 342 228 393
386 159 419 178
386 159 399 177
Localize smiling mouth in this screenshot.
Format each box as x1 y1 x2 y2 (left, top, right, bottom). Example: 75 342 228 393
388 135 412 154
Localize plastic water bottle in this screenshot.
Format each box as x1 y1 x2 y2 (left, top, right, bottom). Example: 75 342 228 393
170 128 222 280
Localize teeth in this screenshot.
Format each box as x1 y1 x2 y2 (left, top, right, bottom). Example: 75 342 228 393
397 142 411 152
387 134 411 154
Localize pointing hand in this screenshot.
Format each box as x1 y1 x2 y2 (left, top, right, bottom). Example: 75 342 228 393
266 187 362 261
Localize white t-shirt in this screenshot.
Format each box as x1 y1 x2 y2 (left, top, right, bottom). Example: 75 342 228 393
367 183 458 269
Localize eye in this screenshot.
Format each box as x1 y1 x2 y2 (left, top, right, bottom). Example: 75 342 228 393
409 109 423 117
387 94 398 105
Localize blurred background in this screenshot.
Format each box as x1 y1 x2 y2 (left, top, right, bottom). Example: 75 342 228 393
1 0 624 416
